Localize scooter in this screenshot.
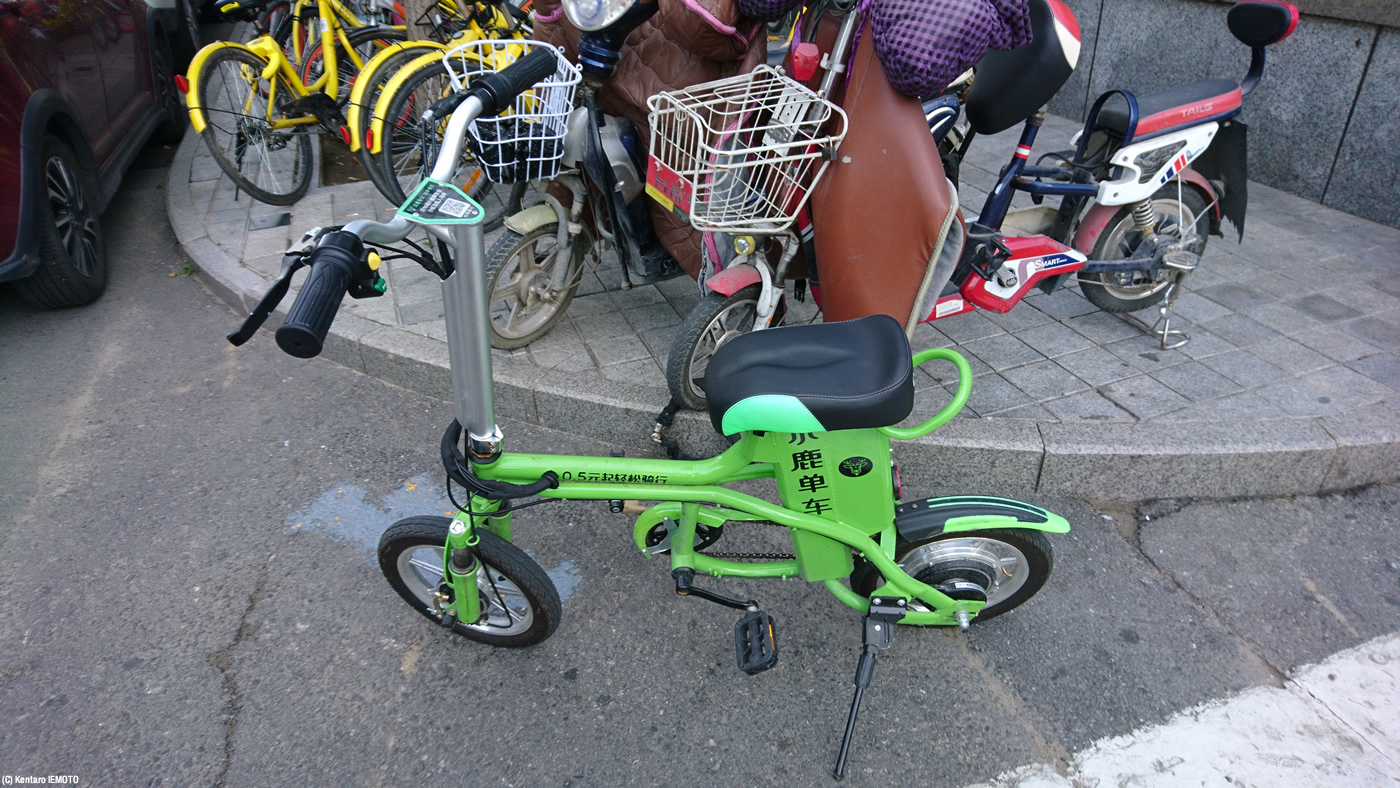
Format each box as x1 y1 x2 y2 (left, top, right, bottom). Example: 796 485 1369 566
662 0 1299 414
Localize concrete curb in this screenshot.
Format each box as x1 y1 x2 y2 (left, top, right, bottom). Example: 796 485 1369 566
168 129 1400 502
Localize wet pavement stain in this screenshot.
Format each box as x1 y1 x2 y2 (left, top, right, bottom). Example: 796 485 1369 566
287 475 582 603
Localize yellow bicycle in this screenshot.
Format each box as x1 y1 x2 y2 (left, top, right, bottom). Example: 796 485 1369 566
183 0 406 203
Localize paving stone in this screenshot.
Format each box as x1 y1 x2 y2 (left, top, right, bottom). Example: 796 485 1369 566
1204 392 1290 420
1249 336 1335 375
1255 379 1350 417
1240 301 1326 334
1292 325 1382 363
952 373 1034 416
524 320 583 352
910 321 954 350
1196 282 1275 311
1099 375 1193 420
638 323 681 363
1150 361 1243 403
1175 327 1239 360
1370 276 1400 299
396 299 444 325
1343 314 1400 349
1299 366 1396 410
1198 349 1290 388
598 357 664 384
1167 291 1234 324
932 310 1006 343
1062 310 1143 344
1042 390 1134 422
1347 351 1400 391
961 333 1047 371
1103 334 1193 373
1199 313 1283 347
1053 346 1137 387
567 293 619 318
1002 360 1091 401
1013 321 1096 358
572 310 637 341
243 227 292 260
610 283 669 309
918 352 990 385
584 332 653 366
984 304 1057 332
1025 287 1098 319
989 403 1056 421
1290 293 1364 323
1152 406 1217 422
530 344 596 371
624 302 681 332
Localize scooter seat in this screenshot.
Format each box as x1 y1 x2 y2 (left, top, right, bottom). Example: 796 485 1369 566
1095 78 1242 141
704 315 915 436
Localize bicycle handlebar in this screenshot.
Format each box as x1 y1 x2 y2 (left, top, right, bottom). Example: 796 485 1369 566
276 231 366 359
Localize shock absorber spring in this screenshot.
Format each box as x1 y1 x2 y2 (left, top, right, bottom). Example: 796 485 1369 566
1130 199 1158 234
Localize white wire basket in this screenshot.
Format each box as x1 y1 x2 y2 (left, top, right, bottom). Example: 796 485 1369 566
646 66 848 234
441 39 582 183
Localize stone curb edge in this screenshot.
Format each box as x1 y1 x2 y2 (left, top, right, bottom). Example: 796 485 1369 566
168 129 1400 502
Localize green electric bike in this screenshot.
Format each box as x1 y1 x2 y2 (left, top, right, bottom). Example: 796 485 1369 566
227 43 1070 778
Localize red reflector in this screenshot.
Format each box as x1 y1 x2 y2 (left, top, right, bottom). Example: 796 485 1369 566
338 126 351 145
174 74 189 93
365 127 375 150
792 42 820 83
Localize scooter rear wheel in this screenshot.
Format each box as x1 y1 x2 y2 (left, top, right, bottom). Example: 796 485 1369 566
1079 185 1208 313
666 284 765 411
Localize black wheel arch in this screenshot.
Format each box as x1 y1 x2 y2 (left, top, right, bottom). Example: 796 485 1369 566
0 91 102 283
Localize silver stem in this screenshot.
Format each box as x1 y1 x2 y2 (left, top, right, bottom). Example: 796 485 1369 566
442 221 498 443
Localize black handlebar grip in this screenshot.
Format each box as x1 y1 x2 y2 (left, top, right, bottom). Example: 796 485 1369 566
275 231 365 358
468 47 559 118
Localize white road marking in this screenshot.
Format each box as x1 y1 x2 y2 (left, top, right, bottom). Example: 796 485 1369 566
971 632 1400 787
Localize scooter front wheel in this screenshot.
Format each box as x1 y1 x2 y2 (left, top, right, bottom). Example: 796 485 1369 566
378 516 561 647
850 528 1052 623
666 284 767 410
1079 185 1208 313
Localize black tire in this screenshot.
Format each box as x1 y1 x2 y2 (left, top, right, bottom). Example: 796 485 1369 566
15 137 107 309
1079 184 1209 313
150 28 189 145
851 528 1052 623
195 46 313 205
666 284 763 411
483 223 590 349
378 516 561 648
170 0 202 72
299 26 408 107
374 59 522 230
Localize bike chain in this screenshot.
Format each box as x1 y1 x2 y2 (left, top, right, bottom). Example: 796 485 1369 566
701 519 795 561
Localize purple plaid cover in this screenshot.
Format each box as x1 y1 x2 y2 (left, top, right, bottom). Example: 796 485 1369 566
737 0 1032 97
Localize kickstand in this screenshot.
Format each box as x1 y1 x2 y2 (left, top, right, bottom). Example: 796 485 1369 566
833 597 906 780
1123 260 1195 350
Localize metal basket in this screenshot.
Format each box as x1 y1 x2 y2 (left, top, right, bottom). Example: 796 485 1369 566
646 66 847 234
441 39 582 183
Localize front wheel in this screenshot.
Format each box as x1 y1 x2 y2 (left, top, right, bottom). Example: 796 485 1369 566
666 284 766 410
1079 184 1209 313
483 223 590 349
378 516 561 647
850 528 1053 623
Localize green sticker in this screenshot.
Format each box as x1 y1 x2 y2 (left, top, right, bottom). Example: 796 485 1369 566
396 178 483 225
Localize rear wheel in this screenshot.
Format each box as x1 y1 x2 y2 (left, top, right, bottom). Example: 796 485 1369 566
378 516 561 648
350 45 440 197
1079 185 1208 313
483 223 591 349
195 46 313 205
851 529 1053 623
666 284 765 411
15 137 106 308
374 59 522 230
299 26 408 107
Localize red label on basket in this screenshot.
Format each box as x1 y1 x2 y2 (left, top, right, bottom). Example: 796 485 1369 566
646 157 692 219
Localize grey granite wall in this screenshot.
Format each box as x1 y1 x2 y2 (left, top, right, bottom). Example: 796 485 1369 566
1041 0 1399 229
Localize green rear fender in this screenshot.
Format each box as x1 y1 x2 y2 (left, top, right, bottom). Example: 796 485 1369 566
894 495 1070 541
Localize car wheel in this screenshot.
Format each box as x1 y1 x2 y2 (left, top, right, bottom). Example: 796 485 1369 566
150 28 188 145
15 137 107 309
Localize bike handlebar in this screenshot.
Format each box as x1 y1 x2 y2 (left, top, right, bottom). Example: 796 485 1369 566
276 231 366 358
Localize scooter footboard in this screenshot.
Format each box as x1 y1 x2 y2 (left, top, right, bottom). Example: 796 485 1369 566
894 495 1070 542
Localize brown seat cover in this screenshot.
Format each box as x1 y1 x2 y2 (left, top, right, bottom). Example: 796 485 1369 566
810 22 960 331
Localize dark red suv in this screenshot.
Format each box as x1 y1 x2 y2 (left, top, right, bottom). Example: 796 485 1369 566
0 0 199 308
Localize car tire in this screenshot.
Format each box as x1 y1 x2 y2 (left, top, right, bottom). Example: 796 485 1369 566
150 28 188 145
15 137 107 309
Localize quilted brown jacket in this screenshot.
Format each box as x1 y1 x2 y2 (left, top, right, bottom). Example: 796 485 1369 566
533 0 768 278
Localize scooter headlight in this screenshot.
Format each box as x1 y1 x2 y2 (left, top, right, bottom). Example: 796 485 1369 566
562 0 638 31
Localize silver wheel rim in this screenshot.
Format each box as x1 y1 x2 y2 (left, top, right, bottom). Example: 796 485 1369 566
1096 197 1198 300
899 536 1031 610
397 544 536 636
685 295 759 402
489 227 571 341
45 156 98 276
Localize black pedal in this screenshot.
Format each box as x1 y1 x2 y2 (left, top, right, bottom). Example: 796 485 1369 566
734 609 778 675
961 223 1013 281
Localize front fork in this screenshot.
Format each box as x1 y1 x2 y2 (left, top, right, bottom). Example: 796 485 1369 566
437 497 512 627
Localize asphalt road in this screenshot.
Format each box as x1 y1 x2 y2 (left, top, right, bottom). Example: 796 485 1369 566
2 148 1397 786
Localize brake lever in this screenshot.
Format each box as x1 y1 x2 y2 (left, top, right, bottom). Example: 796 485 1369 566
226 227 326 347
